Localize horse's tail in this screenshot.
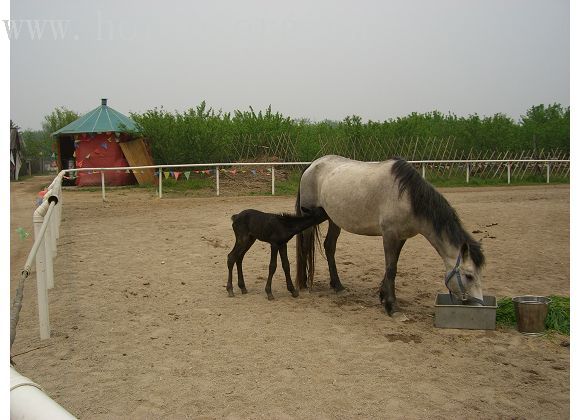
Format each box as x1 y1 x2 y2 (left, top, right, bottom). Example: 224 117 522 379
295 186 319 290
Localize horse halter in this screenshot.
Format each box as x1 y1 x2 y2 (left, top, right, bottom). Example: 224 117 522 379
444 254 485 306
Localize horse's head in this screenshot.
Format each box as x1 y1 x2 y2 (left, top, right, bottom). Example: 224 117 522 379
445 242 485 306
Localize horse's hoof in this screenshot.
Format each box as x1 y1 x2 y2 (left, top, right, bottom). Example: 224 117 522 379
335 286 346 294
291 290 299 298
267 295 275 301
240 288 248 294
390 312 409 322
227 290 234 297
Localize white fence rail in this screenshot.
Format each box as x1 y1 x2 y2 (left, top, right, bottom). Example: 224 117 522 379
63 159 569 202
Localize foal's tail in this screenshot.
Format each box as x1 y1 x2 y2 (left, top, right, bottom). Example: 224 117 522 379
295 189 320 290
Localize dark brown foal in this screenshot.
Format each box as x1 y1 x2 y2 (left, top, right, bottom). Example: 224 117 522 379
226 207 328 300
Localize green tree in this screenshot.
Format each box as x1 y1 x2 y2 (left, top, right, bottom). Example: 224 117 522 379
20 130 50 160
520 103 570 152
42 107 79 136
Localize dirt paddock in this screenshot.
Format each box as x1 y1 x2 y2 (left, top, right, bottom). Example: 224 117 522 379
10 177 570 419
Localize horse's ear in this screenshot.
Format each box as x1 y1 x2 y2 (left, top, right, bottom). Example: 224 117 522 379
460 242 470 262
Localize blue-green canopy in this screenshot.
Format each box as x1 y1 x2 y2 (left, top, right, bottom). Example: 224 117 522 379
52 99 137 136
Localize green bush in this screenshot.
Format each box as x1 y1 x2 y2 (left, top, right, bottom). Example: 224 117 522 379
130 102 569 165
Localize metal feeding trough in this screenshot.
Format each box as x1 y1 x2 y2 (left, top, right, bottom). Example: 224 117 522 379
434 294 497 330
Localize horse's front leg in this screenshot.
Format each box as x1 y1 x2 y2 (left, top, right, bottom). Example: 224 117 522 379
279 243 299 298
380 236 406 316
324 220 345 292
265 244 278 300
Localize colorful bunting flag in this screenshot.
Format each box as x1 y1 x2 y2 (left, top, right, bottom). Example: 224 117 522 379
251 169 257 175
164 171 170 179
174 171 181 180
184 171 191 180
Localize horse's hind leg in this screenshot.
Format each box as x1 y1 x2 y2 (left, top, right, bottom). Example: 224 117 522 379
227 239 244 297
279 243 299 298
380 236 406 316
236 237 255 294
324 220 344 292
265 245 279 300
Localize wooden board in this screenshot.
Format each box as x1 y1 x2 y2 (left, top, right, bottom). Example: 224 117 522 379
119 138 156 185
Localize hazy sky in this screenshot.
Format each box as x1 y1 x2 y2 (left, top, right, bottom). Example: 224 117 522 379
9 0 570 130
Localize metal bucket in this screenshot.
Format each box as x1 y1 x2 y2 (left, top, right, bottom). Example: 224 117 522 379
512 296 551 336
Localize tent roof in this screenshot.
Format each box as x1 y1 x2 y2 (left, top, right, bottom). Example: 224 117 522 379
52 99 137 136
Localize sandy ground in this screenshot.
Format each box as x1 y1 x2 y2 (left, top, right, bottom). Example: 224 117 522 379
10 177 569 419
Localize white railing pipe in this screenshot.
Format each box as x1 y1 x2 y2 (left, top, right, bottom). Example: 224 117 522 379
158 167 163 198
11 366 77 419
33 201 50 340
31 198 58 340
60 159 569 200
101 171 106 202
216 166 220 196
271 166 275 195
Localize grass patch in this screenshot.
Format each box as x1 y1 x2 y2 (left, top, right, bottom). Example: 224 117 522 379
496 296 569 335
275 171 301 196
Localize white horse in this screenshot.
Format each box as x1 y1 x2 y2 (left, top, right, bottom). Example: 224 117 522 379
295 155 485 317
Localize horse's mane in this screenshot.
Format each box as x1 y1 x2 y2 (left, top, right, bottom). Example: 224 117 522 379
391 158 485 268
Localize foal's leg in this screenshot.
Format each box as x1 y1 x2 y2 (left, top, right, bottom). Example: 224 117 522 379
236 237 256 294
380 235 406 316
324 220 345 292
227 237 246 297
265 244 279 300
279 243 299 298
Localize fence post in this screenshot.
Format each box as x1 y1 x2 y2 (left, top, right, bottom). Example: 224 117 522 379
101 171 106 202
547 163 550 184
271 166 275 195
33 206 50 340
466 163 470 184
44 227 54 290
216 166 220 196
158 168 163 198
421 163 425 179
507 162 511 185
